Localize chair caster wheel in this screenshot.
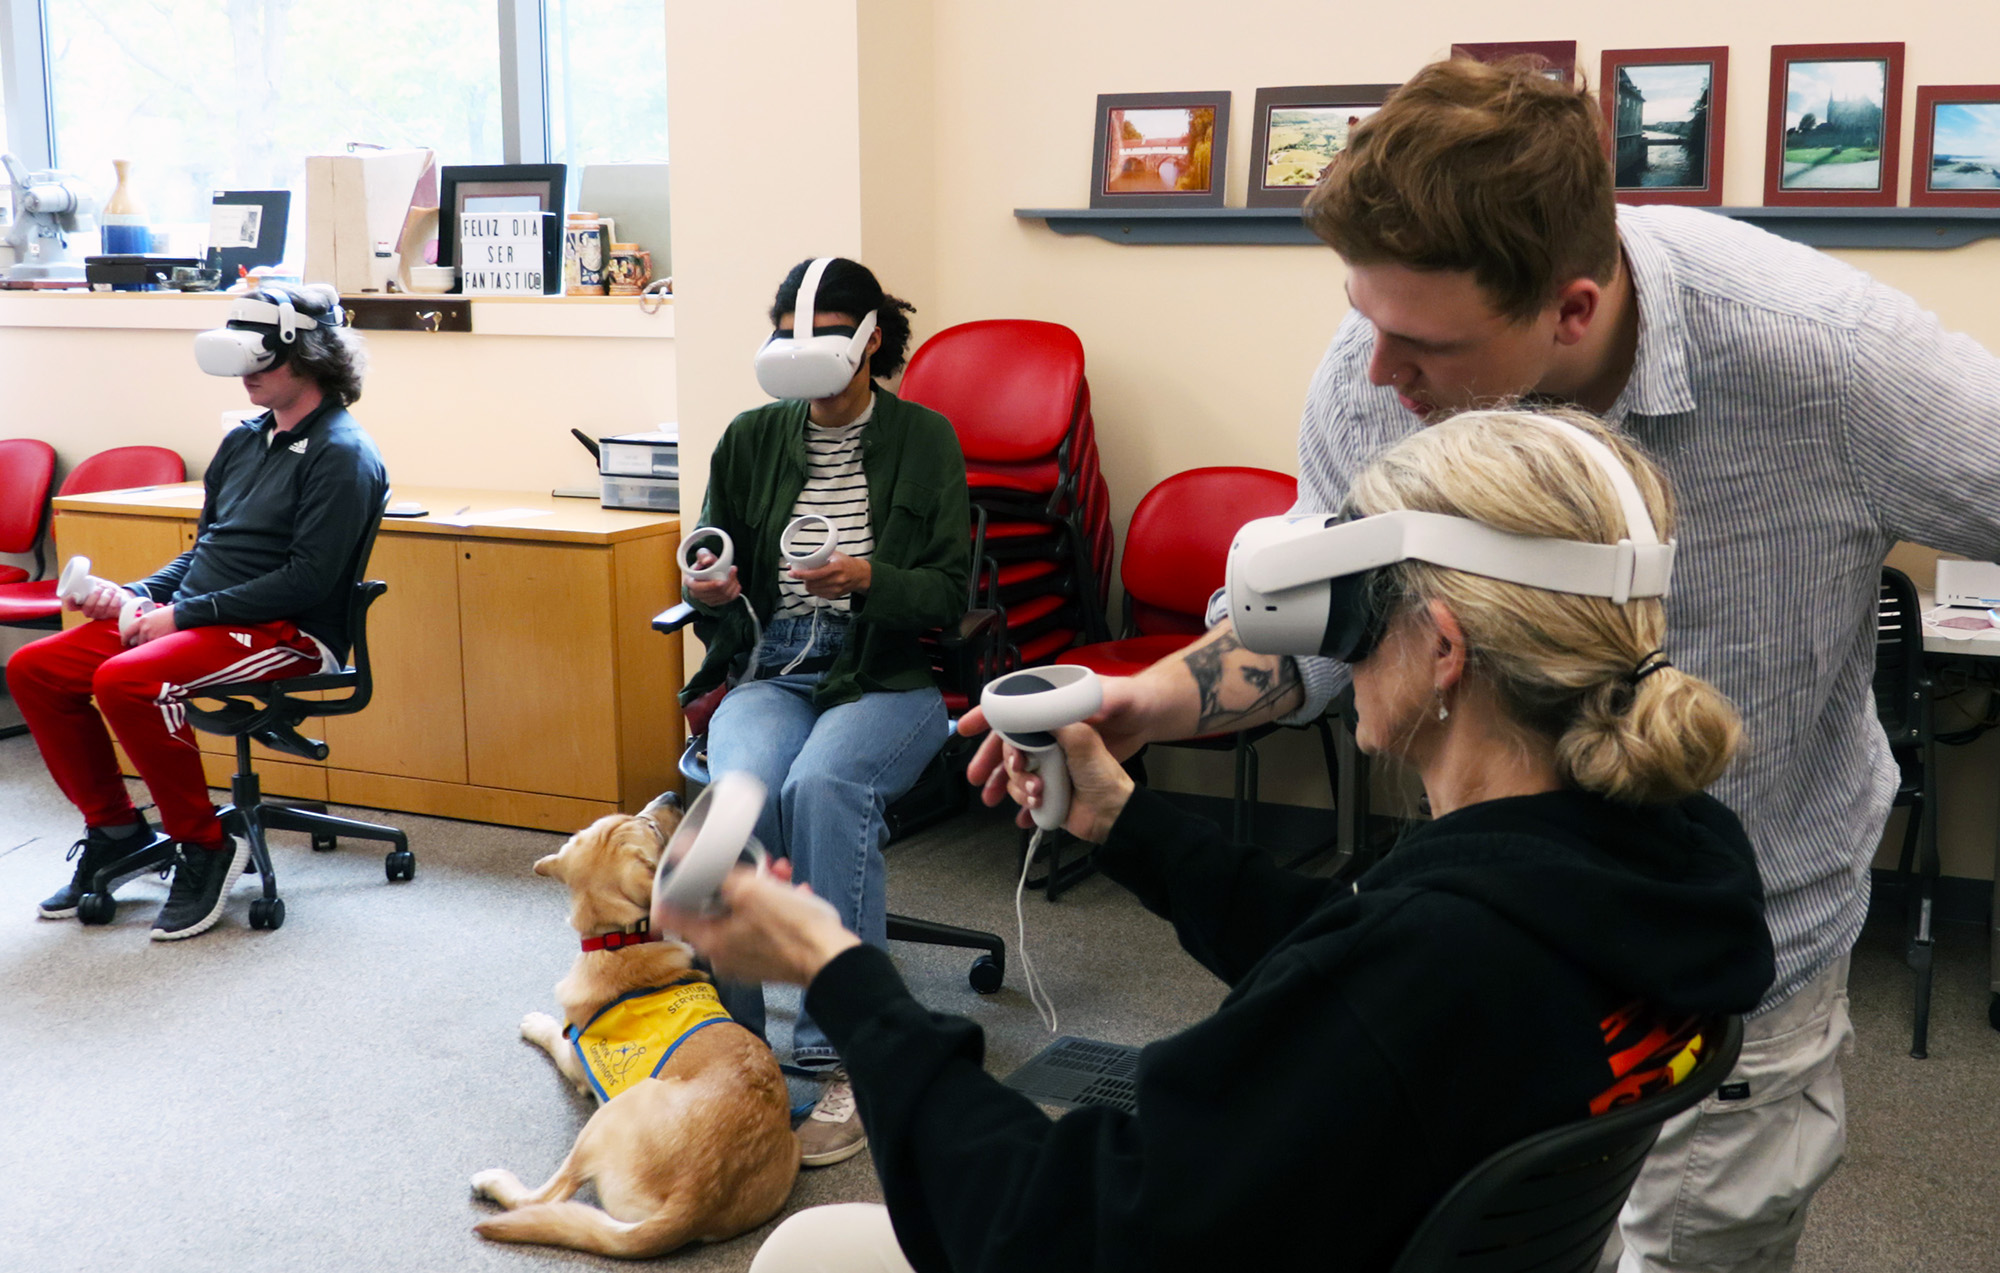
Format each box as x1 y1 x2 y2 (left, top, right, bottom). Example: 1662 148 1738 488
248 897 285 930
969 954 1004 995
385 850 416 882
311 833 338 852
77 893 116 925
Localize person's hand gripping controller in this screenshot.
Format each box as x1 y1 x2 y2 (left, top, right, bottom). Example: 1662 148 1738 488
976 667 1134 842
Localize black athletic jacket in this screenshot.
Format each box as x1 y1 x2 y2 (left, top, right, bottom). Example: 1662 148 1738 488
806 786 1775 1273
132 398 386 662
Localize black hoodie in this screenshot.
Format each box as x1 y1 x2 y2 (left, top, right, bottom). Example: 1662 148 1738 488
805 785 1774 1273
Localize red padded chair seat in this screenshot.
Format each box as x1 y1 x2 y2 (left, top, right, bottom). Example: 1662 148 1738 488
1057 634 1196 679
1016 628 1078 664
0 565 26 586
0 580 61 624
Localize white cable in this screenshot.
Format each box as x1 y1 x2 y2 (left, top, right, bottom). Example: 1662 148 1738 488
1014 828 1058 1034
776 604 821 676
738 595 765 680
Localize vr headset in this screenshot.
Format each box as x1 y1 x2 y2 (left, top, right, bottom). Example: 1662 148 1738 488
752 257 878 400
1224 418 1676 662
193 289 343 378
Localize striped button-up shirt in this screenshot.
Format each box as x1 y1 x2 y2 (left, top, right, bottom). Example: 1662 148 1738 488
1284 204 2000 1013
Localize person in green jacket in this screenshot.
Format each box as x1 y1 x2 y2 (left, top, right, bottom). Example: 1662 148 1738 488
679 257 971 1168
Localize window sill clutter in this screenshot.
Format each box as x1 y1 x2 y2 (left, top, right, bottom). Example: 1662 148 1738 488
0 290 673 339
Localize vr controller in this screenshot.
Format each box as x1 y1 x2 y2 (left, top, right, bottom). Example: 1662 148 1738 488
980 665 1104 831
680 516 843 583
58 556 155 644
649 771 771 927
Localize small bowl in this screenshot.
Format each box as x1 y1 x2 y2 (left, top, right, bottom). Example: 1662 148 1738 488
406 265 457 294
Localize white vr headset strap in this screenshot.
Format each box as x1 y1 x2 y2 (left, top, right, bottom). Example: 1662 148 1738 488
1533 417 1661 547
228 297 322 345
792 256 877 370
1242 509 1675 605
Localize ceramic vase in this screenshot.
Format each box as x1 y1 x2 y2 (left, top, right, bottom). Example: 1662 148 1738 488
100 159 153 256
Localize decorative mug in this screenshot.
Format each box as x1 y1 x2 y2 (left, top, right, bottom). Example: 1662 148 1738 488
564 213 608 295
606 243 651 296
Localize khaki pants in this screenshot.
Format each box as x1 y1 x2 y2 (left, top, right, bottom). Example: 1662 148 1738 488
1601 955 1854 1273
750 1204 915 1273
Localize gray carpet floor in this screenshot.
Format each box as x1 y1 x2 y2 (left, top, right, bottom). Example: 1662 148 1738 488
1 730 1995 1272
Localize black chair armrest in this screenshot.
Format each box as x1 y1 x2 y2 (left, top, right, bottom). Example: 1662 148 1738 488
653 601 698 634
937 607 1000 650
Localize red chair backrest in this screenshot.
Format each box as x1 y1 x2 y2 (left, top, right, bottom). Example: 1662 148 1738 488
60 445 187 496
0 439 58 554
1122 467 1298 630
900 320 1085 464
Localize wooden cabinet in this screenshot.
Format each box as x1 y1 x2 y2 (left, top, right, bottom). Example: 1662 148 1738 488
52 485 683 833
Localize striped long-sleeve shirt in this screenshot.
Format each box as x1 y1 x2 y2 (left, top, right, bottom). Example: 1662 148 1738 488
1280 204 2000 1014
776 401 877 618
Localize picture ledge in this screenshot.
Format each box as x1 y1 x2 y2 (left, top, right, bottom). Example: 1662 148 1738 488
1014 205 2000 250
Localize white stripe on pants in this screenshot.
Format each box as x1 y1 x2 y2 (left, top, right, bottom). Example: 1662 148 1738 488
1602 954 1854 1273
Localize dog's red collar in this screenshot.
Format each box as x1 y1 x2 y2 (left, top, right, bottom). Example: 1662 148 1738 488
581 927 662 953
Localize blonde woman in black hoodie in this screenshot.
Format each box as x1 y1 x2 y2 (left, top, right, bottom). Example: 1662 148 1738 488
667 409 1775 1273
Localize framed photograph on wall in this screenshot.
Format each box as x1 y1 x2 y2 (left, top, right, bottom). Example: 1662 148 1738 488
1912 85 2000 208
1451 41 1577 85
1763 43 1904 207
1089 91 1231 209
1600 48 1728 206
1245 84 1399 208
437 163 568 278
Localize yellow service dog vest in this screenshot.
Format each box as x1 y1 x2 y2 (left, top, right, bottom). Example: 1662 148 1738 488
565 981 734 1102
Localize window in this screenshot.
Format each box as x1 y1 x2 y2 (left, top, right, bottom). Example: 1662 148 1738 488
544 0 668 169
45 0 504 256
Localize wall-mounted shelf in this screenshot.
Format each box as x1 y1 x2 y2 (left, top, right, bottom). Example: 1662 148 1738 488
1014 205 2000 251
0 289 673 338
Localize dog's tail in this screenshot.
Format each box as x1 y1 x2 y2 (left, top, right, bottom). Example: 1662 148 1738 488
474 1200 697 1258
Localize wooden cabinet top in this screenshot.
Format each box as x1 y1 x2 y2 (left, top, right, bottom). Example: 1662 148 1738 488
54 483 680 547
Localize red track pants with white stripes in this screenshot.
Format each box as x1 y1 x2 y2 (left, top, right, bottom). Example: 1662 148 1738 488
6 618 323 847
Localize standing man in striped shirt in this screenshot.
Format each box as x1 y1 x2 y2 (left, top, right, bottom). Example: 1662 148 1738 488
964 57 2000 1271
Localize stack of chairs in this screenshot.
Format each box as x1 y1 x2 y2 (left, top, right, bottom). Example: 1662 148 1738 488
901 320 1113 670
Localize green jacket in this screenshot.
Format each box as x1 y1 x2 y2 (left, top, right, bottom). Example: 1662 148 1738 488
680 387 971 709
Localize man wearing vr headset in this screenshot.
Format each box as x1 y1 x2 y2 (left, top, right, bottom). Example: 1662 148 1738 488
964 56 2000 1273
8 283 386 942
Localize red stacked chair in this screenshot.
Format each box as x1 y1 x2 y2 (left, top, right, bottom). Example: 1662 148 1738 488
900 320 1113 668
1059 467 1332 846
0 439 58 588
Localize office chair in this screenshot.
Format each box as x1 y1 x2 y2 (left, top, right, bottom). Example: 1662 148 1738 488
1389 1013 1744 1272
1874 566 1939 1058
654 596 1011 994
74 503 413 929
1059 468 1331 852
0 438 57 588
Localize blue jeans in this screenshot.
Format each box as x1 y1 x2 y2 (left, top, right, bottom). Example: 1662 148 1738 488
704 613 948 1066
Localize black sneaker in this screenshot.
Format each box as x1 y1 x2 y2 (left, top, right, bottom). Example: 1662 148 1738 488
151 839 250 941
38 815 154 919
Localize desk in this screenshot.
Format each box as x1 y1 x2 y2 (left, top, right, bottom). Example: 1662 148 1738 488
1918 596 2000 1024
53 484 684 833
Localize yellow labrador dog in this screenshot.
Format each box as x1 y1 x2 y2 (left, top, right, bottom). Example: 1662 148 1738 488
471 793 799 1258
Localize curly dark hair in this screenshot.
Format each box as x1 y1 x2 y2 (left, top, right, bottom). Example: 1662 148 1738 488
768 257 916 379
256 283 369 405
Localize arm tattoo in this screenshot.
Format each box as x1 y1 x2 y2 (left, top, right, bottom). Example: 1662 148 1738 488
1184 629 1303 734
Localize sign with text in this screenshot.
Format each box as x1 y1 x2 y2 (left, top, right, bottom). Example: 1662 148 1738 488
458 211 553 295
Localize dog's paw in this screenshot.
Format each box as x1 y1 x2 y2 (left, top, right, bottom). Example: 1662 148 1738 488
470 1168 518 1205
520 1011 561 1042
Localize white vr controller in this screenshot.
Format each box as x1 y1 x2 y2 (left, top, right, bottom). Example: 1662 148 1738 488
980 665 1104 831
58 555 155 643
678 527 736 582
680 516 842 583
779 514 840 571
649 771 771 927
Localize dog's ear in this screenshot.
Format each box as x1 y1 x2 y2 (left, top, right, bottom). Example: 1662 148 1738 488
533 851 564 879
